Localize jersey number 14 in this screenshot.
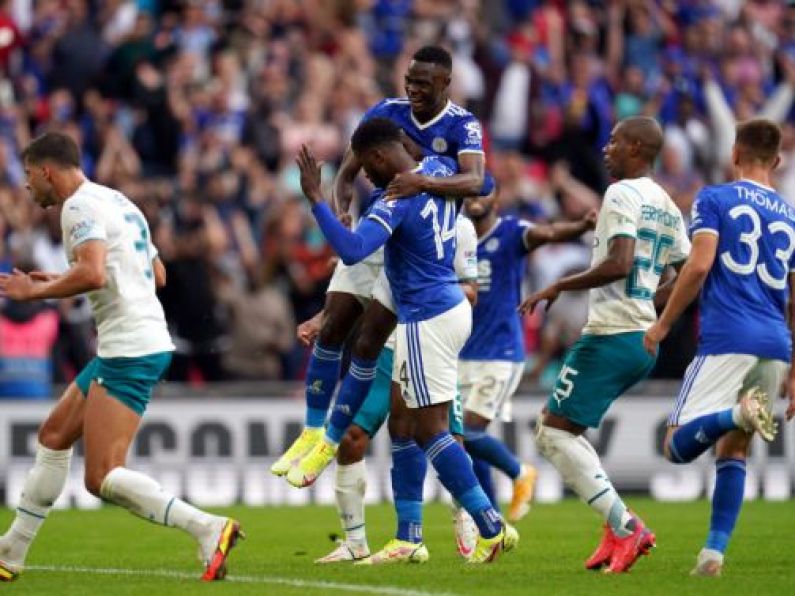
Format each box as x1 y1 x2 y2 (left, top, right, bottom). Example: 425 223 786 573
421 199 456 260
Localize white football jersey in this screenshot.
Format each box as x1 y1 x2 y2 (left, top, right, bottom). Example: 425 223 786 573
61 180 174 358
583 177 690 335
383 213 478 351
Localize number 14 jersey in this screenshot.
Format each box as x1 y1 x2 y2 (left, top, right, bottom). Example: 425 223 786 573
61 180 174 358
691 179 795 361
583 177 690 336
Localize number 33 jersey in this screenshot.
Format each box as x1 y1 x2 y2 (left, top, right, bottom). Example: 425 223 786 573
691 180 795 361
62 180 174 358
583 177 690 336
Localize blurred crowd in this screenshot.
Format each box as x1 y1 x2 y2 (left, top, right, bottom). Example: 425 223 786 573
2 0 795 395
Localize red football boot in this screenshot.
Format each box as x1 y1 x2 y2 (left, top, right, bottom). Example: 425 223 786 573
605 519 656 574
585 524 616 570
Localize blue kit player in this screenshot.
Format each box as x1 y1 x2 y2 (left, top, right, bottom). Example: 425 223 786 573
645 118 795 577
297 118 516 563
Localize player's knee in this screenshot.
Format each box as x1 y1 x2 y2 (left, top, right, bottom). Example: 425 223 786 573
352 333 383 361
318 312 349 346
38 421 72 451
338 426 369 464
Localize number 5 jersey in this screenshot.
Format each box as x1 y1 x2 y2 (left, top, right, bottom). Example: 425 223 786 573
61 180 174 358
583 177 690 336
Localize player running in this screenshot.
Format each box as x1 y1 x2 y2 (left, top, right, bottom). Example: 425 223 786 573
272 45 489 482
298 117 516 563
0 133 242 583
460 186 596 522
644 118 795 577
520 117 690 573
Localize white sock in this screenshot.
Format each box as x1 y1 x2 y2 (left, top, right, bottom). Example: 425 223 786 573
335 461 367 545
100 467 218 541
1 443 72 566
536 424 634 537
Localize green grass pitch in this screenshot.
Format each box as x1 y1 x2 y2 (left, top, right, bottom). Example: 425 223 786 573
1 498 792 595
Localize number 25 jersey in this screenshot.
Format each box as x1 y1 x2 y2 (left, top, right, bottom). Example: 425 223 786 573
692 180 795 361
584 177 690 336
62 180 174 358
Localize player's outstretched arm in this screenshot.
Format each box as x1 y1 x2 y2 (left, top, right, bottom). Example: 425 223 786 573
384 152 485 200
0 240 107 301
644 233 718 355
524 209 598 251
519 236 635 314
332 144 361 216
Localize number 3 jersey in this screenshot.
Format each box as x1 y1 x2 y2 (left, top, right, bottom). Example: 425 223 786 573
61 180 174 358
691 180 795 361
583 177 690 336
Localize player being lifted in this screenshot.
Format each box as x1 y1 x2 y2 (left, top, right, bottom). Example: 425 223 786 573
460 186 596 522
520 117 690 573
298 117 516 562
644 119 795 577
271 46 489 485
0 133 242 583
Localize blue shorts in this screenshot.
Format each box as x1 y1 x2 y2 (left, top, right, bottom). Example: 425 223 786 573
353 347 464 437
75 352 173 416
547 332 655 428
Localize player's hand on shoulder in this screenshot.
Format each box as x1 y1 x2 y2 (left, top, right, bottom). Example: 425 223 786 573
0 268 36 301
385 171 425 201
518 284 560 315
296 145 324 205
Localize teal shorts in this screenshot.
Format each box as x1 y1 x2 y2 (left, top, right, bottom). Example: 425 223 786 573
353 347 464 437
547 332 655 428
75 351 173 416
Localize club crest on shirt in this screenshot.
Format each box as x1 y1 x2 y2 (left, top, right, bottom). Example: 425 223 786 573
485 238 499 252
432 137 448 153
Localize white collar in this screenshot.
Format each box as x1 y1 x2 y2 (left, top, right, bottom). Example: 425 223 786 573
411 100 451 130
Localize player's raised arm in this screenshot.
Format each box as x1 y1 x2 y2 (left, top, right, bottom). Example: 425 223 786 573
331 144 362 216
0 240 107 301
523 209 598 251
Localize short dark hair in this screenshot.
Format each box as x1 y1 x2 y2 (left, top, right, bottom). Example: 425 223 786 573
412 46 452 71
735 119 781 166
21 132 81 168
350 117 402 155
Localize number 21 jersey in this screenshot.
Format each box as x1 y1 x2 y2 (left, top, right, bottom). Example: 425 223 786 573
61 180 174 358
692 180 795 361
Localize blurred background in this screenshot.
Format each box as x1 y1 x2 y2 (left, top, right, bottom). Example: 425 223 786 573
2 0 795 398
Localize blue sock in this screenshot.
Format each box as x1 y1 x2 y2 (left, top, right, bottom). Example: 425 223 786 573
668 408 737 463
464 426 522 480
304 343 343 428
423 431 502 539
325 357 377 444
472 456 498 509
706 458 746 553
391 439 426 543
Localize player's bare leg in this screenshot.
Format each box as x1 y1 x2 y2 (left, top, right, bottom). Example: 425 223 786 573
273 292 363 476
535 410 654 573
0 384 85 581
316 425 371 563
83 384 243 581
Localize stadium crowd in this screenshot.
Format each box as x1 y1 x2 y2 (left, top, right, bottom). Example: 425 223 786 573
1 0 795 392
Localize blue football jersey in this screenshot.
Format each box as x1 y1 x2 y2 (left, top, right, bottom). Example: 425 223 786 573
460 217 532 362
691 180 795 361
367 156 465 323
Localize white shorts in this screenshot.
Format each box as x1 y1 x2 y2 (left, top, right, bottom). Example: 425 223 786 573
394 299 472 409
459 360 524 422
326 249 384 301
372 270 397 351
669 354 787 426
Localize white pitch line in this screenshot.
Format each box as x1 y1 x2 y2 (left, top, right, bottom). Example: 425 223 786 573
27 565 457 596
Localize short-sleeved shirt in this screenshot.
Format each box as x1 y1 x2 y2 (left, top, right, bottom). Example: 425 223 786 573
62 181 174 358
691 180 795 361
460 217 533 362
583 177 690 335
366 156 465 323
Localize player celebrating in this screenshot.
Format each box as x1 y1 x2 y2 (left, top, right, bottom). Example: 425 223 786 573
520 117 690 573
298 118 515 563
460 187 596 521
644 119 795 577
0 133 242 583
271 45 488 480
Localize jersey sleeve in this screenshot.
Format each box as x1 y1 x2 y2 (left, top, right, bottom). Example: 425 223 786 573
366 197 409 234
61 196 107 249
454 216 478 281
360 99 390 123
690 188 720 236
601 183 641 240
518 220 535 255
452 115 485 155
